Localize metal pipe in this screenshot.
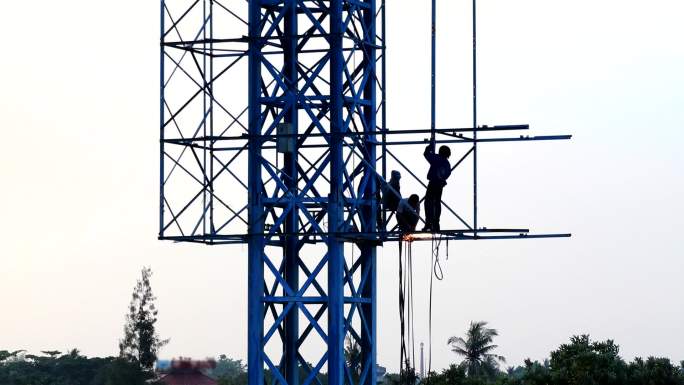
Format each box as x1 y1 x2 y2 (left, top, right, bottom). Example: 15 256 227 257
283 1 299 384
431 0 437 147
159 0 165 238
381 0 387 234
473 0 478 236
247 1 265 385
328 1 345 384
173 135 572 151
209 0 215 236
162 125 532 142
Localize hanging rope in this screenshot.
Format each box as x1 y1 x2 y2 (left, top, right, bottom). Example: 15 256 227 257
400 234 451 383
427 235 445 382
409 241 416 369
398 238 417 382
398 240 407 373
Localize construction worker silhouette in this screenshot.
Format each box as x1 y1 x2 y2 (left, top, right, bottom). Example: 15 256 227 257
422 144 451 232
382 170 402 211
397 194 420 233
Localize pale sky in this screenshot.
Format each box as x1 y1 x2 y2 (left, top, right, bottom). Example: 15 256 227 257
1 0 683 374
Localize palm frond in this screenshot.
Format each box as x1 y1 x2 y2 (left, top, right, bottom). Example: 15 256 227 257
450 347 469 357
447 336 466 346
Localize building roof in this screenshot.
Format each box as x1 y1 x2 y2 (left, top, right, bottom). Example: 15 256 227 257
159 372 218 385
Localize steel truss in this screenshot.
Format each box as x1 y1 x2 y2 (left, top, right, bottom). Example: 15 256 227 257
159 1 570 385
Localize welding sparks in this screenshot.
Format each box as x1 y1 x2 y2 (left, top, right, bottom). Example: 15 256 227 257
402 233 435 242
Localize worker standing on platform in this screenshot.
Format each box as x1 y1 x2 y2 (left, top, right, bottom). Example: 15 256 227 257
423 144 451 232
397 194 420 233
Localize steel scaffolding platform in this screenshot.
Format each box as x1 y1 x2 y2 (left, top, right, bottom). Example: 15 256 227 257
158 1 570 385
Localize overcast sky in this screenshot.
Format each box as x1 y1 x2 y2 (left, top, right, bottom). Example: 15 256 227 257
1 0 683 374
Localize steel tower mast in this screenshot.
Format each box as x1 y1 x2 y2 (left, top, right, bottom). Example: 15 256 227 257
160 1 384 385
245 2 380 385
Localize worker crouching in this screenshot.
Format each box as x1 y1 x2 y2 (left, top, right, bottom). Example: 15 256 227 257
397 194 420 233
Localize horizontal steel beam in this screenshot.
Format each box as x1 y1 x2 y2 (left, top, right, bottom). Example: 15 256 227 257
264 296 372 304
162 125 532 143
164 134 572 151
159 231 572 245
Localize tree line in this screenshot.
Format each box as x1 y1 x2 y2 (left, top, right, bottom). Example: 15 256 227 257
3 268 682 384
388 321 684 385
0 267 167 385
185 324 684 385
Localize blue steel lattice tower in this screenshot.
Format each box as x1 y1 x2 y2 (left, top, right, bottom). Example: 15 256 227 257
160 1 383 385
246 2 380 385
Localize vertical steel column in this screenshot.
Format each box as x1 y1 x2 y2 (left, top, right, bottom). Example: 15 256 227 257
380 0 387 233
209 0 215 237
328 0 345 384
202 0 208 236
361 0 378 383
159 0 166 238
472 0 478 236
248 2 265 385
430 0 436 145
283 0 299 384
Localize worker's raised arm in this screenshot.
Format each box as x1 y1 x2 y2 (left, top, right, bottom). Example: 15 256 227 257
424 144 437 163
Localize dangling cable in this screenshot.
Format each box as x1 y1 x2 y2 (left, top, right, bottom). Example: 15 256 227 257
427 235 446 383
399 238 418 383
433 235 444 281
427 238 434 382
409 241 416 368
398 240 406 374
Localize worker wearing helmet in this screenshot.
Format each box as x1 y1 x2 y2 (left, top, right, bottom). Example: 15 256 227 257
423 144 451 232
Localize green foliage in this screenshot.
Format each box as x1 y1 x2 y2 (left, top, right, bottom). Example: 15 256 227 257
549 335 627 385
2 333 683 385
397 334 684 385
213 354 248 385
497 359 552 385
400 362 420 385
385 363 419 385
345 335 362 382
448 321 506 379
427 364 468 385
97 358 155 385
493 336 684 385
626 357 683 385
426 364 511 385
119 267 169 372
0 351 152 385
0 350 25 364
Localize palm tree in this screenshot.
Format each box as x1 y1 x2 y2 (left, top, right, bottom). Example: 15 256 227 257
344 335 362 381
447 321 506 378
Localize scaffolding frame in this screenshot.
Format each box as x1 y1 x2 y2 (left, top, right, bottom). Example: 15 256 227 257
158 1 570 385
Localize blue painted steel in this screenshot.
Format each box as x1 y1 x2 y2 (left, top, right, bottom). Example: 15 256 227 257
472 0 478 237
328 2 345 385
431 0 436 146
381 0 387 234
283 1 299 384
248 3 265 385
159 0 165 238
362 1 378 384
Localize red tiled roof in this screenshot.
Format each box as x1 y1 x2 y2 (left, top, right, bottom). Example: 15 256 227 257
159 372 218 385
